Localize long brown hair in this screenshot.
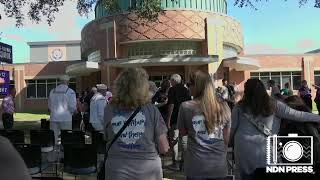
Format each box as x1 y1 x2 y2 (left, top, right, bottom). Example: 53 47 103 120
190 71 230 134
239 79 275 117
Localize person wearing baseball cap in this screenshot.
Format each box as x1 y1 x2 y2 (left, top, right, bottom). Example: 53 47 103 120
48 75 77 143
89 84 108 132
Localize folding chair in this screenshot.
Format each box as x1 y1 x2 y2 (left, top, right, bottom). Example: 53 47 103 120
2 129 25 144
63 144 97 179
41 119 50 130
91 131 106 154
15 144 48 176
30 129 55 153
61 130 85 145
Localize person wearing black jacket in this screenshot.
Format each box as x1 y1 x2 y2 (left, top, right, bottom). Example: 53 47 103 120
166 74 191 171
152 79 171 121
81 87 97 132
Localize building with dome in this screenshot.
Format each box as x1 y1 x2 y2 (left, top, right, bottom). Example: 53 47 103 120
68 0 253 88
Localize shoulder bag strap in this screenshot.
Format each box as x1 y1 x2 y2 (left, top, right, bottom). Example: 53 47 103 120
244 113 272 137
105 106 142 155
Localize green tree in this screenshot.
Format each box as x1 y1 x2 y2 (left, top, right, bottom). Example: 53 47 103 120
0 0 319 27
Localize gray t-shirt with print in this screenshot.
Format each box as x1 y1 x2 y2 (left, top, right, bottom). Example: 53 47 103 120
177 100 230 178
104 103 167 180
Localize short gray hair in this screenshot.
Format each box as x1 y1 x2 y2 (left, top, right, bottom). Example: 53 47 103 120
60 75 70 84
170 74 182 84
91 87 98 93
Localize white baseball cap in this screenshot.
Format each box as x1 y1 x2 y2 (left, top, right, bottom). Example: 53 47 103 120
96 84 108 90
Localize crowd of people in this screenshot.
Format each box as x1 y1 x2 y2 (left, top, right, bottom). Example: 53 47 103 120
100 68 320 180
46 75 114 143
267 79 320 115
1 68 320 180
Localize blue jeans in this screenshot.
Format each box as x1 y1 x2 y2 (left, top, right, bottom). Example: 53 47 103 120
187 177 225 180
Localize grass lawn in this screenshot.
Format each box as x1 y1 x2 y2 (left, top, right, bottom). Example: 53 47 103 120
14 111 50 121
8 102 318 121
10 101 319 122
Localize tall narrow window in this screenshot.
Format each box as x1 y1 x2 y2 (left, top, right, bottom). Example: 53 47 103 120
315 71 320 86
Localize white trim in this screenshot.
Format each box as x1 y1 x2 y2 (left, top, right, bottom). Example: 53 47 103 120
106 55 218 67
26 98 48 100
27 40 80 46
66 61 100 76
88 50 101 62
24 75 62 80
314 67 320 71
114 20 117 58
223 45 238 59
250 67 303 72
223 57 261 71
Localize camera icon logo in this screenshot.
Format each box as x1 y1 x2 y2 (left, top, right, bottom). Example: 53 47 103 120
282 140 303 162
267 134 313 166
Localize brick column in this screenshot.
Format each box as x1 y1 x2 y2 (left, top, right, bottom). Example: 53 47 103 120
13 65 25 112
229 69 250 101
108 66 120 89
100 62 109 86
302 56 313 84
303 56 315 97
76 77 82 93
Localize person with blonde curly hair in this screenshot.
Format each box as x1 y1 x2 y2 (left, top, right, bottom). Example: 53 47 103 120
103 67 169 180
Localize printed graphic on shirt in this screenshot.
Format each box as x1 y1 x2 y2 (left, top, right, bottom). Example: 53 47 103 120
111 111 146 149
192 115 219 145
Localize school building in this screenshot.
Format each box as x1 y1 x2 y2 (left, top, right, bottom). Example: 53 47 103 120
2 0 320 112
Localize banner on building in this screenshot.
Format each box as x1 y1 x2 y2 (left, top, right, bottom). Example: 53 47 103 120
0 42 13 64
0 70 10 95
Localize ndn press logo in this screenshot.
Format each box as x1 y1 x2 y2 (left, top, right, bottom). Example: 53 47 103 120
266 134 314 173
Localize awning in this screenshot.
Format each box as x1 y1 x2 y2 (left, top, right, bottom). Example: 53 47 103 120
66 61 100 76
223 57 261 71
106 55 219 67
